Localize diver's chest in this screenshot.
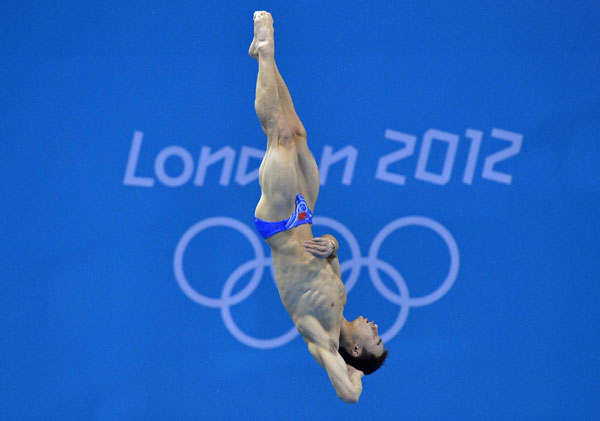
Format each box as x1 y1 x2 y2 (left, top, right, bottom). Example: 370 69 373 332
274 254 346 311
284 269 346 312
304 280 345 312
295 277 345 332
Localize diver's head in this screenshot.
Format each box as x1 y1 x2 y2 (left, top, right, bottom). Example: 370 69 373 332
339 316 388 375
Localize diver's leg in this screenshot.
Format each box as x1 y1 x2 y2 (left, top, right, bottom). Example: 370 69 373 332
249 11 318 214
249 12 292 142
250 12 297 221
271 63 320 209
272 63 307 138
267 50 319 208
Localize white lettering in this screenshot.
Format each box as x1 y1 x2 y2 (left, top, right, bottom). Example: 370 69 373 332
154 146 194 187
482 128 523 185
194 146 236 186
463 129 483 185
375 129 417 186
415 129 459 185
124 126 523 189
319 145 358 186
235 146 265 186
123 131 155 187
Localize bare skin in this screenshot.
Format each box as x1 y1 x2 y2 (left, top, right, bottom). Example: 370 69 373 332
250 11 383 403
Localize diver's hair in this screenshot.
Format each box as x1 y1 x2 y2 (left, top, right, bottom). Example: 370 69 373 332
338 346 388 375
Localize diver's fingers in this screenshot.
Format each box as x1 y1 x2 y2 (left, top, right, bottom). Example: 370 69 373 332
303 243 324 253
303 240 322 248
303 243 328 258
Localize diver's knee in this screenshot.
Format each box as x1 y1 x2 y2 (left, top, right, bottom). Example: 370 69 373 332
266 119 294 144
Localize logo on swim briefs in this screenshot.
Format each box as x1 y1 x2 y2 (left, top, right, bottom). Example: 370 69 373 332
173 216 460 349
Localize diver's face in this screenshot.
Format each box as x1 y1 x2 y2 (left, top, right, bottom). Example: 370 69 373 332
350 316 384 357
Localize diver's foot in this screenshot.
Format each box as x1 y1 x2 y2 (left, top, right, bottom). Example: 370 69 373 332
249 11 274 59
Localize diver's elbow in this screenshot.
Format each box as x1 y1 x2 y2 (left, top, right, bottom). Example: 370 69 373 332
338 392 359 404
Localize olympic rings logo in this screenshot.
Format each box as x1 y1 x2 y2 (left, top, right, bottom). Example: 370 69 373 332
174 216 459 349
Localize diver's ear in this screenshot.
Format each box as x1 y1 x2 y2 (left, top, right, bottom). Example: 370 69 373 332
350 343 361 357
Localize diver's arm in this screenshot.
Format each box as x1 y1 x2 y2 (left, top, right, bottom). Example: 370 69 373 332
308 342 363 403
328 252 341 278
297 315 363 403
322 234 341 278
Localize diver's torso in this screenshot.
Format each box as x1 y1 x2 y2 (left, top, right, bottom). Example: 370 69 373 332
267 224 346 337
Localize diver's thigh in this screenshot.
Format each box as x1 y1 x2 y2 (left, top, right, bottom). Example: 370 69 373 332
295 139 320 209
256 145 299 220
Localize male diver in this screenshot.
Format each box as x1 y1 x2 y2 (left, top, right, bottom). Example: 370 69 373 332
249 11 387 403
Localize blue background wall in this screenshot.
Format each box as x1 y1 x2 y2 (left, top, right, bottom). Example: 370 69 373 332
2 1 599 419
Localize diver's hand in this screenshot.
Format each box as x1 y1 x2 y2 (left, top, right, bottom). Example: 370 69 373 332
303 237 335 258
